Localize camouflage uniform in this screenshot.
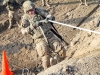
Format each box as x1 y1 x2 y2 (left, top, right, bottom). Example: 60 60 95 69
21 1 66 70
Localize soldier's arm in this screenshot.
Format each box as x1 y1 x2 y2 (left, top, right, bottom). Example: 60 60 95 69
20 14 30 29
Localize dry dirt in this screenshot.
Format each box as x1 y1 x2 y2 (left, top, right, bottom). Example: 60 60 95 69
0 0 100 75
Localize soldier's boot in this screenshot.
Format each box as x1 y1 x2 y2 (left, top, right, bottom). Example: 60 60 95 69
50 57 57 66
7 5 14 29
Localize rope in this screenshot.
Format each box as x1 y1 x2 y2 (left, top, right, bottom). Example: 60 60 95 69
49 20 100 35
39 26 48 43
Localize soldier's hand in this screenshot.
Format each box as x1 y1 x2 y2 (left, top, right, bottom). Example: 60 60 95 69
44 18 48 23
46 15 55 20
45 15 51 23
44 15 55 23
35 21 40 26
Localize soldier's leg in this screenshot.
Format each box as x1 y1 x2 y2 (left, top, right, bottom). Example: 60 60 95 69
46 0 50 7
53 40 66 62
50 53 58 66
8 17 12 29
14 10 21 27
79 0 83 5
52 41 62 63
8 11 13 29
42 55 50 70
36 41 50 70
85 0 88 6
42 0 45 6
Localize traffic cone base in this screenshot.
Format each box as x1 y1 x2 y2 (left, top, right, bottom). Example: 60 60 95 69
1 50 13 75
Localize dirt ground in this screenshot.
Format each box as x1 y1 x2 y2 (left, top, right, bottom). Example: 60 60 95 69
0 0 100 75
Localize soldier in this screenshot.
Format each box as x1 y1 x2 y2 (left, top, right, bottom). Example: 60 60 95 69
1 0 28 29
2 0 49 28
21 0 66 70
6 1 21 29
42 0 50 7
0 0 22 29
80 0 88 6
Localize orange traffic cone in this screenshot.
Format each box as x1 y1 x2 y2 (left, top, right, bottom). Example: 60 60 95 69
1 50 13 75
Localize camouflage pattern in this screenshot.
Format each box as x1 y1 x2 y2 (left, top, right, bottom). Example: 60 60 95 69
42 55 50 70
21 1 66 70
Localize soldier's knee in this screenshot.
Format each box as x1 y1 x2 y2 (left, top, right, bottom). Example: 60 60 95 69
53 41 62 52
42 55 50 70
36 42 49 57
50 56 59 66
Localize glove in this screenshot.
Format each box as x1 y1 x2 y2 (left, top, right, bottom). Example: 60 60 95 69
43 15 51 23
44 18 48 23
44 15 55 23
47 15 55 20
35 21 40 26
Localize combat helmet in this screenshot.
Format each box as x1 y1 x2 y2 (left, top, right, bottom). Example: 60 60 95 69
23 0 35 13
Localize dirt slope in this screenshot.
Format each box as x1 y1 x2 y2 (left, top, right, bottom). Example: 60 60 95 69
0 0 100 75
38 2 100 74
38 51 100 75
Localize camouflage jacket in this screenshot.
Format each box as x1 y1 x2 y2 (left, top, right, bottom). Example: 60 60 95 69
21 8 55 43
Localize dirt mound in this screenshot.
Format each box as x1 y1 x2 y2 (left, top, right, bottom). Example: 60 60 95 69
38 51 100 75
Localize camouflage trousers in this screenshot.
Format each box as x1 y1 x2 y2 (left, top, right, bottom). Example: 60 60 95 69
35 36 66 70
